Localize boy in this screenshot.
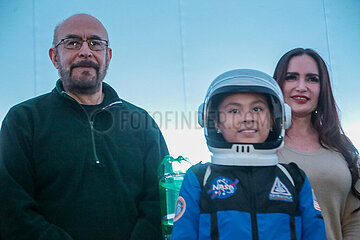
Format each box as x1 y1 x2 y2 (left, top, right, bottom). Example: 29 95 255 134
172 69 326 240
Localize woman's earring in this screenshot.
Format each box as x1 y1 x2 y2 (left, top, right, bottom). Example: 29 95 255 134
216 129 221 134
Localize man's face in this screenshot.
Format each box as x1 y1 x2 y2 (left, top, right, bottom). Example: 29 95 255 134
50 15 112 95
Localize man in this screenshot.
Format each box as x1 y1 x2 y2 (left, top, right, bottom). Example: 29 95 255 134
0 14 168 240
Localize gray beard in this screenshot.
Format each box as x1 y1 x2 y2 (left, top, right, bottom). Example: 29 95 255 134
58 66 107 95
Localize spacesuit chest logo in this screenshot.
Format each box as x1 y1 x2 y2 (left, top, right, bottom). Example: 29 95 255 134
207 176 239 199
269 177 293 202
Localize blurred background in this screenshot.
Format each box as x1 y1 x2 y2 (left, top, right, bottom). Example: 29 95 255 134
1 0 359 164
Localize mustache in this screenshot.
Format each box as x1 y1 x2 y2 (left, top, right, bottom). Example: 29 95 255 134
70 60 99 71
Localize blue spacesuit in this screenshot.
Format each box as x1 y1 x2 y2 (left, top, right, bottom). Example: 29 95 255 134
172 69 326 240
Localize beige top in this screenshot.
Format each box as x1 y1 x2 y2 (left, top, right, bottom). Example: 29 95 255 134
278 144 360 240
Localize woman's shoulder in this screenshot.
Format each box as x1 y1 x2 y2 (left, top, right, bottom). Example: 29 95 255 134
277 144 347 174
279 144 343 158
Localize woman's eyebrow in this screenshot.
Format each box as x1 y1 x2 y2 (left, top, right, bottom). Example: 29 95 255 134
286 72 299 75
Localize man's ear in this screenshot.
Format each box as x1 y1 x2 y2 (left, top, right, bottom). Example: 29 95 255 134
49 48 60 69
106 47 112 70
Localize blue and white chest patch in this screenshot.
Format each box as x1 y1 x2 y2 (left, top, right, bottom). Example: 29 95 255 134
207 176 239 199
269 177 293 202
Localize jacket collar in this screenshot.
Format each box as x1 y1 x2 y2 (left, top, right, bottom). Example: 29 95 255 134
54 79 121 105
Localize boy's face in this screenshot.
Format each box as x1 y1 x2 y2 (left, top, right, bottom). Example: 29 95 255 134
215 93 271 143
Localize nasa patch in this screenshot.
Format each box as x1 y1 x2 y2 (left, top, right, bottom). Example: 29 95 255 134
174 196 186 222
269 177 293 202
207 176 239 199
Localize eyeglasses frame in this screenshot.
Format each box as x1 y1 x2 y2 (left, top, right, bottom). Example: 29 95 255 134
54 37 109 51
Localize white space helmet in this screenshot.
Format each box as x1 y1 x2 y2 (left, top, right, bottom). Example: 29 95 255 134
198 69 291 166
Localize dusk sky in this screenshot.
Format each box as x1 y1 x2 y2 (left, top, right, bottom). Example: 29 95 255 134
1 0 359 163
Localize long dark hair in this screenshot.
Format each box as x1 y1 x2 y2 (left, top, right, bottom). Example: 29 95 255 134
273 48 360 200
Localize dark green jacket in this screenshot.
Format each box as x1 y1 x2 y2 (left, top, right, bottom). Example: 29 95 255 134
0 80 168 240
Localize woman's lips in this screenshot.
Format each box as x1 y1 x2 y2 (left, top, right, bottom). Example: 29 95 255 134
291 95 309 104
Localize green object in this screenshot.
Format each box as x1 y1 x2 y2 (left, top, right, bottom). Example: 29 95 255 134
158 155 192 240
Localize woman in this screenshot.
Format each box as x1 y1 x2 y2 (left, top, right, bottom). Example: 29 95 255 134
273 48 360 239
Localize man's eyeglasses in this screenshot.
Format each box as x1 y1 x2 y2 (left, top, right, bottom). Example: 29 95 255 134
55 38 108 51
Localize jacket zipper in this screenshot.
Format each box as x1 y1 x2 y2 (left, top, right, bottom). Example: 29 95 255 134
61 91 122 165
249 168 259 240
89 121 100 164
89 100 122 165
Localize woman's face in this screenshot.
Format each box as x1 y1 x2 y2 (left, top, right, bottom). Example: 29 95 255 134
215 93 271 143
282 54 320 118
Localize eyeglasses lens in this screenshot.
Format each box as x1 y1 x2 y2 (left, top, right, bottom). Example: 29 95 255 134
63 38 107 51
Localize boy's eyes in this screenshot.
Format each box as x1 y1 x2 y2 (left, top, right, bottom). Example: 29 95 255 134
227 107 263 114
253 107 263 112
229 109 239 114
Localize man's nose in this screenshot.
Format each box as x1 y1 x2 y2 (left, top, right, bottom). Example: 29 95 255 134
78 41 93 58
